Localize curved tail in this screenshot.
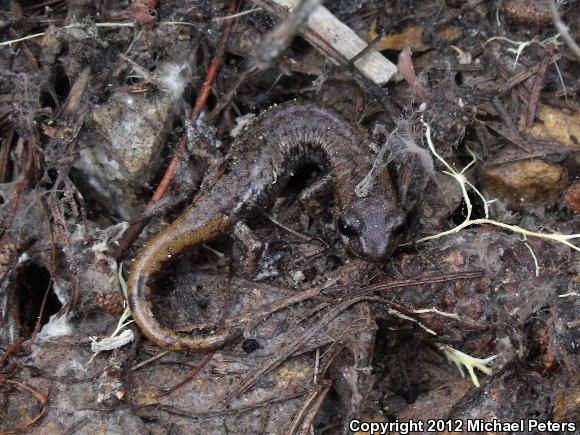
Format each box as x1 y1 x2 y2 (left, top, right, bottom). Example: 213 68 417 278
127 213 242 352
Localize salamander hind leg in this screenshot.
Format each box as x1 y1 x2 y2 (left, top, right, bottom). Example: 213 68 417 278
299 174 333 218
233 221 265 276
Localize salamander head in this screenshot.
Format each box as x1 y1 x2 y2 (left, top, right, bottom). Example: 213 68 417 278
336 195 406 262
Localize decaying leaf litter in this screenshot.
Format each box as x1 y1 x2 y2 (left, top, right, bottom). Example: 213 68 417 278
0 0 578 432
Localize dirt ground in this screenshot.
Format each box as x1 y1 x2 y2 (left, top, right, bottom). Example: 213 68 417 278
0 0 579 433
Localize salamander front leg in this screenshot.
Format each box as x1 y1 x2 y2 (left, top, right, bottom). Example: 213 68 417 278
299 174 333 218
233 221 264 276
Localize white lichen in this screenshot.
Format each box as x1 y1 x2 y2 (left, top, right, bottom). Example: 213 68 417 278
439 345 498 387
90 329 134 353
37 313 73 341
156 62 190 100
88 264 133 363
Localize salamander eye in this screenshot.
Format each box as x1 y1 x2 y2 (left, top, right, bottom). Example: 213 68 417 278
337 218 358 237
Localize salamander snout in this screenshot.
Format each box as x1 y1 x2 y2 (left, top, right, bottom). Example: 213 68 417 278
337 200 406 262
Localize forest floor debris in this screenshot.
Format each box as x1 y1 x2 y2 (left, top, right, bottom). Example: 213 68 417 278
0 0 578 433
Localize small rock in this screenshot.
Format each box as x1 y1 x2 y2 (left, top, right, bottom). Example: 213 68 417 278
502 0 552 27
74 62 191 220
367 24 462 52
565 183 580 213
97 379 125 406
292 270 305 284
519 104 580 148
482 159 566 209
553 373 580 422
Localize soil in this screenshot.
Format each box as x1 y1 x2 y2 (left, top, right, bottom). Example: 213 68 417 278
0 0 578 433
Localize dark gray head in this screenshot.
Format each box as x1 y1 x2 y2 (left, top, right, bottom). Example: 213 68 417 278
336 194 406 262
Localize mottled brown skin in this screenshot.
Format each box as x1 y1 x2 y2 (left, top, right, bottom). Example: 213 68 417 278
128 102 406 352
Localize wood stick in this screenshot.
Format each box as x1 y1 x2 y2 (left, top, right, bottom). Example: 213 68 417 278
251 0 398 84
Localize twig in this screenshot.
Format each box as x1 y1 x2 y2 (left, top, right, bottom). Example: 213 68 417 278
223 270 483 399
265 213 322 244
364 270 484 293
176 277 339 332
251 0 397 84
148 388 311 419
29 199 58 342
288 381 332 435
0 141 39 255
23 0 65 11
208 65 263 122
526 59 549 126
412 307 461 320
209 0 321 121
8 28 40 72
485 121 532 153
495 60 541 94
0 379 49 434
548 0 580 62
156 352 215 398
0 339 24 369
0 129 14 182
213 7 262 21
131 350 170 371
491 96 518 133
0 22 135 47
254 0 322 69
312 28 388 89
58 67 91 118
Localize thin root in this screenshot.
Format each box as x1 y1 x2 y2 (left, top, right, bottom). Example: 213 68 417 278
408 117 579 255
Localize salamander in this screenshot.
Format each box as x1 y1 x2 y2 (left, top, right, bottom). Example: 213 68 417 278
128 102 407 352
